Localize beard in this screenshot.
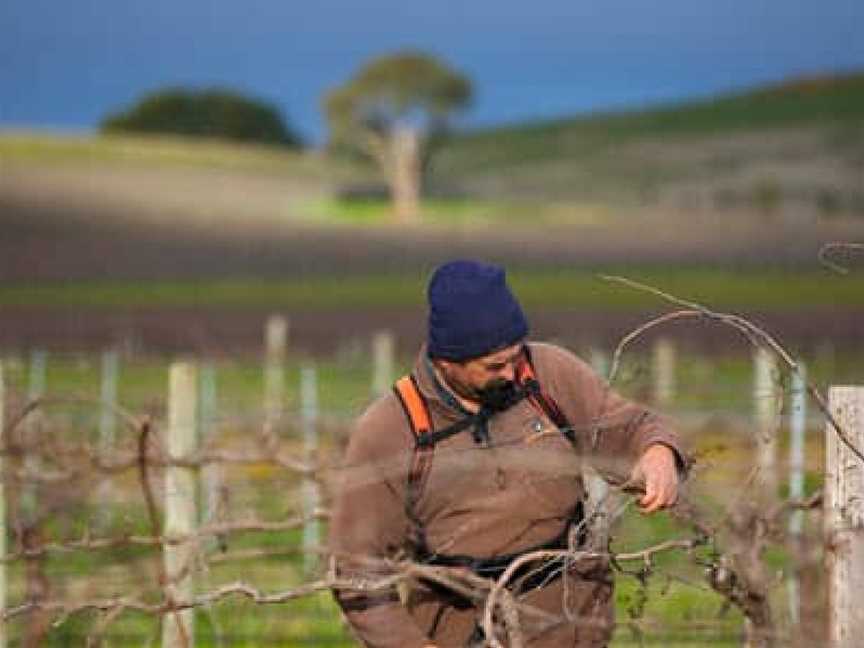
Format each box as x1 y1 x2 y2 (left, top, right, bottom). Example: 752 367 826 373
475 378 520 412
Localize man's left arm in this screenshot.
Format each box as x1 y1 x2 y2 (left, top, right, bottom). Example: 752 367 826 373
545 345 690 510
586 382 690 512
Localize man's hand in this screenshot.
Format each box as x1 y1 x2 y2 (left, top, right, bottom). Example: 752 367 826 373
628 444 679 513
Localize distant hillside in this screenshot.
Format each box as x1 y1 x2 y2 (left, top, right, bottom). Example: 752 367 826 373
432 71 864 213
1 72 862 225
441 71 864 169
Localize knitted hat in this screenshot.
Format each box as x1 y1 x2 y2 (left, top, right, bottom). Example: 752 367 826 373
427 260 529 360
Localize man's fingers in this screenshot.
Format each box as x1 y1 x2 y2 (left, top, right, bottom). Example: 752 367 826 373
639 477 677 512
639 479 660 510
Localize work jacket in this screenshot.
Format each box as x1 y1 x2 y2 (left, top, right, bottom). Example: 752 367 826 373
329 342 687 647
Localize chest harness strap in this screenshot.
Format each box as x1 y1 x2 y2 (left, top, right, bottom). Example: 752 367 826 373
392 350 585 585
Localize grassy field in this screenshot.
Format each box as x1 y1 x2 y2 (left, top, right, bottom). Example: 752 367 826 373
2 268 864 311
434 71 864 209
0 131 332 177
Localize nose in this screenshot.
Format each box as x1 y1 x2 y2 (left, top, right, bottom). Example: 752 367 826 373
499 363 516 383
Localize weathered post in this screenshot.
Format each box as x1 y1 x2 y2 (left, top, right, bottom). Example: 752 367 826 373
371 330 395 397
163 362 198 648
27 351 46 404
753 347 780 500
99 349 119 455
786 364 807 625
96 349 119 530
652 338 676 407
824 386 864 648
301 364 320 576
0 361 6 648
199 363 223 551
264 315 288 433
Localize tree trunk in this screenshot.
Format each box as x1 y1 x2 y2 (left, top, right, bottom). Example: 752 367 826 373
388 126 422 224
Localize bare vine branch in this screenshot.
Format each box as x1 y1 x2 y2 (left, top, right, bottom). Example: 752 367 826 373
600 274 864 464
818 242 864 275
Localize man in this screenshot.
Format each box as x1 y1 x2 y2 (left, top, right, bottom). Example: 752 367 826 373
330 260 687 647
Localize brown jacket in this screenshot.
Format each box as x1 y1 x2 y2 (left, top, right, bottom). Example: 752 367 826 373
330 342 686 647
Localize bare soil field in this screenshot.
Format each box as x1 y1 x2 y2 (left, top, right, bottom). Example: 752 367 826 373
1 182 863 354
3 192 864 281
0 302 860 359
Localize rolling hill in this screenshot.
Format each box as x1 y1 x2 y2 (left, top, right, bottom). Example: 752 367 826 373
2 70 863 223
432 71 864 212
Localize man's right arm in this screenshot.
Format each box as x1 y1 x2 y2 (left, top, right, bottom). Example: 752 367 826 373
329 397 434 648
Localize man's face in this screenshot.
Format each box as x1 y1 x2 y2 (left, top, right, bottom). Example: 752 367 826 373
438 342 524 402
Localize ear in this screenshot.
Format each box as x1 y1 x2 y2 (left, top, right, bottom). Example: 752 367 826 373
434 358 458 374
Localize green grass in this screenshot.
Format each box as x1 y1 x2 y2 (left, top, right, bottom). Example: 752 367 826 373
1 352 392 421
0 130 350 180
0 286 849 647
2 344 837 646
2 268 863 311
297 196 507 226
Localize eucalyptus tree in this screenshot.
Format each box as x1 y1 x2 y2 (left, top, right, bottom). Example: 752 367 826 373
324 51 471 223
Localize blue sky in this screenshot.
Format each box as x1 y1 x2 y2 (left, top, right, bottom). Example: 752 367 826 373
3 0 863 143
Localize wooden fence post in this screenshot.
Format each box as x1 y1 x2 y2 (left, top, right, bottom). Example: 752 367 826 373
753 347 780 500
0 361 6 648
198 363 223 552
163 362 198 648
99 349 119 455
264 316 288 432
97 349 119 530
301 364 320 576
786 364 807 626
372 330 395 397
652 338 676 406
824 386 864 648
27 350 46 404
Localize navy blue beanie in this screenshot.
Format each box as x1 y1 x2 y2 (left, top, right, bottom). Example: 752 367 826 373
427 260 529 360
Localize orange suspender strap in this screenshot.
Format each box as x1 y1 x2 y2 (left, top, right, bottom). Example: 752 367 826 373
393 375 435 511
516 357 536 383
394 375 432 437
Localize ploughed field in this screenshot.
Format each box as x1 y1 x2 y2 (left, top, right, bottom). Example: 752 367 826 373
2 194 864 356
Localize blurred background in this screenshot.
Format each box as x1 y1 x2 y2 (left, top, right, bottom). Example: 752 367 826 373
1 0 863 645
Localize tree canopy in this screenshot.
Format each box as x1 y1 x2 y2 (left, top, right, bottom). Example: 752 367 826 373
100 88 302 148
324 51 471 147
